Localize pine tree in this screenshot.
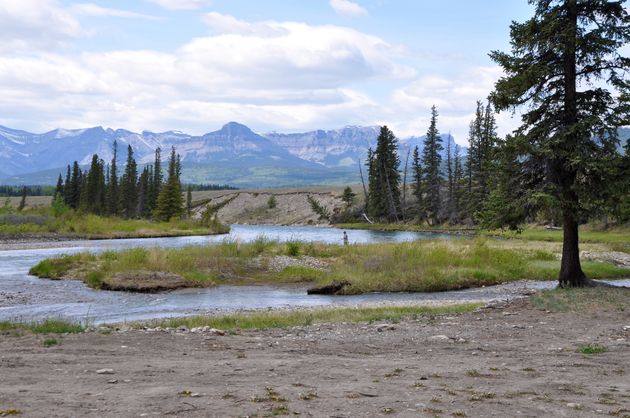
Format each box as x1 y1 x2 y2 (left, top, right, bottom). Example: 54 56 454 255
154 146 184 221
421 105 443 225
452 144 464 223
119 145 138 218
17 187 27 211
68 161 82 209
489 0 629 287
107 141 119 216
411 146 425 221
148 147 162 212
63 165 71 206
446 133 455 222
341 186 356 208
367 126 401 221
137 166 151 218
83 154 106 214
55 174 64 199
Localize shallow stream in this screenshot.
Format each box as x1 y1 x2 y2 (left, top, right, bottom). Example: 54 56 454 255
1 224 627 324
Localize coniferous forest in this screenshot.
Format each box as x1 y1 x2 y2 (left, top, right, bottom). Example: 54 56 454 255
53 143 187 221
364 100 629 230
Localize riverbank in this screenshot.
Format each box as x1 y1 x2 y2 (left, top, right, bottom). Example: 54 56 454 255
339 222 630 250
29 238 630 293
0 213 229 244
1 288 628 417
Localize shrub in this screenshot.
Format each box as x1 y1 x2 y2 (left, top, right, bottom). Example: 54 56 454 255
267 195 277 209
286 241 301 257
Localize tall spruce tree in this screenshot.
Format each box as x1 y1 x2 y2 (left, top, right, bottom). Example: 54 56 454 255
489 0 629 287
68 161 82 209
452 144 464 222
107 141 119 216
148 147 162 212
445 133 455 222
421 105 443 225
83 154 106 214
154 146 184 221
119 145 138 218
54 174 64 198
137 166 151 218
411 146 425 221
366 126 401 221
63 165 71 205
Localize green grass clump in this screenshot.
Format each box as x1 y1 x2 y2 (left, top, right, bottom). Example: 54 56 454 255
277 266 326 283
43 338 59 347
531 287 630 313
578 343 609 354
0 319 85 334
28 254 96 279
140 303 481 331
286 241 301 257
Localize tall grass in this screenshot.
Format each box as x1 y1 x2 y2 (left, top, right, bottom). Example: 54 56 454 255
0 319 85 334
140 303 482 331
29 237 630 293
0 209 229 238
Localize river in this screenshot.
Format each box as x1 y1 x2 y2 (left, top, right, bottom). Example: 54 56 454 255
1 224 626 325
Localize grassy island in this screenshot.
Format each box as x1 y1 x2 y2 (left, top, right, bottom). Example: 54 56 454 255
29 237 628 293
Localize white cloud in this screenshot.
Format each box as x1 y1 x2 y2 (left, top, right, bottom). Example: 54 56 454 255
202 12 286 37
146 0 212 10
389 66 520 144
0 16 411 134
330 0 368 17
72 3 161 20
0 0 81 50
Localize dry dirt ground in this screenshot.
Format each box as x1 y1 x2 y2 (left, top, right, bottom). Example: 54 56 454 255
1 299 629 418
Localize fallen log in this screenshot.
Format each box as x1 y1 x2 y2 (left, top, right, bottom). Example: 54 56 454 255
307 280 351 295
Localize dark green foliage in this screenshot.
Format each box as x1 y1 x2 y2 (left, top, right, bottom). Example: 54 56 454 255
82 154 106 215
119 145 138 218
488 0 629 286
307 195 330 221
54 175 64 198
341 186 356 208
421 106 443 224
411 146 424 221
137 166 151 218
267 194 277 209
367 126 401 221
0 185 55 197
148 147 162 213
452 144 464 222
107 141 119 216
465 101 499 221
17 187 27 211
154 146 184 221
67 161 82 209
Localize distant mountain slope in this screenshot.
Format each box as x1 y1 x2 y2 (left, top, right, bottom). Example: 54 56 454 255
264 127 464 168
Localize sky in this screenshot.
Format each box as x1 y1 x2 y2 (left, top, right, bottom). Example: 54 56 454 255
0 0 536 145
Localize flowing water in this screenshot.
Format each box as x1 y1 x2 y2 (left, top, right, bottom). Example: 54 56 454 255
1 224 627 325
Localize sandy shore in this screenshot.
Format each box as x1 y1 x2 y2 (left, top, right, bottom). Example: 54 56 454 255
1 298 629 417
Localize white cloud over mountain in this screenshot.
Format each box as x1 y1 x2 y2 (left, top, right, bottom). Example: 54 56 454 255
0 3 512 145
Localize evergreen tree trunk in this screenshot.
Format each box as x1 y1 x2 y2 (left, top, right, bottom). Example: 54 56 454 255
557 0 587 287
558 208 587 287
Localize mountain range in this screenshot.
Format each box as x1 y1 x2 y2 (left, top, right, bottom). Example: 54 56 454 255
0 122 464 188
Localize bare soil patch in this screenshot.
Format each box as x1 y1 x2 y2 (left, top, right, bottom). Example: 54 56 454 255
1 298 629 417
